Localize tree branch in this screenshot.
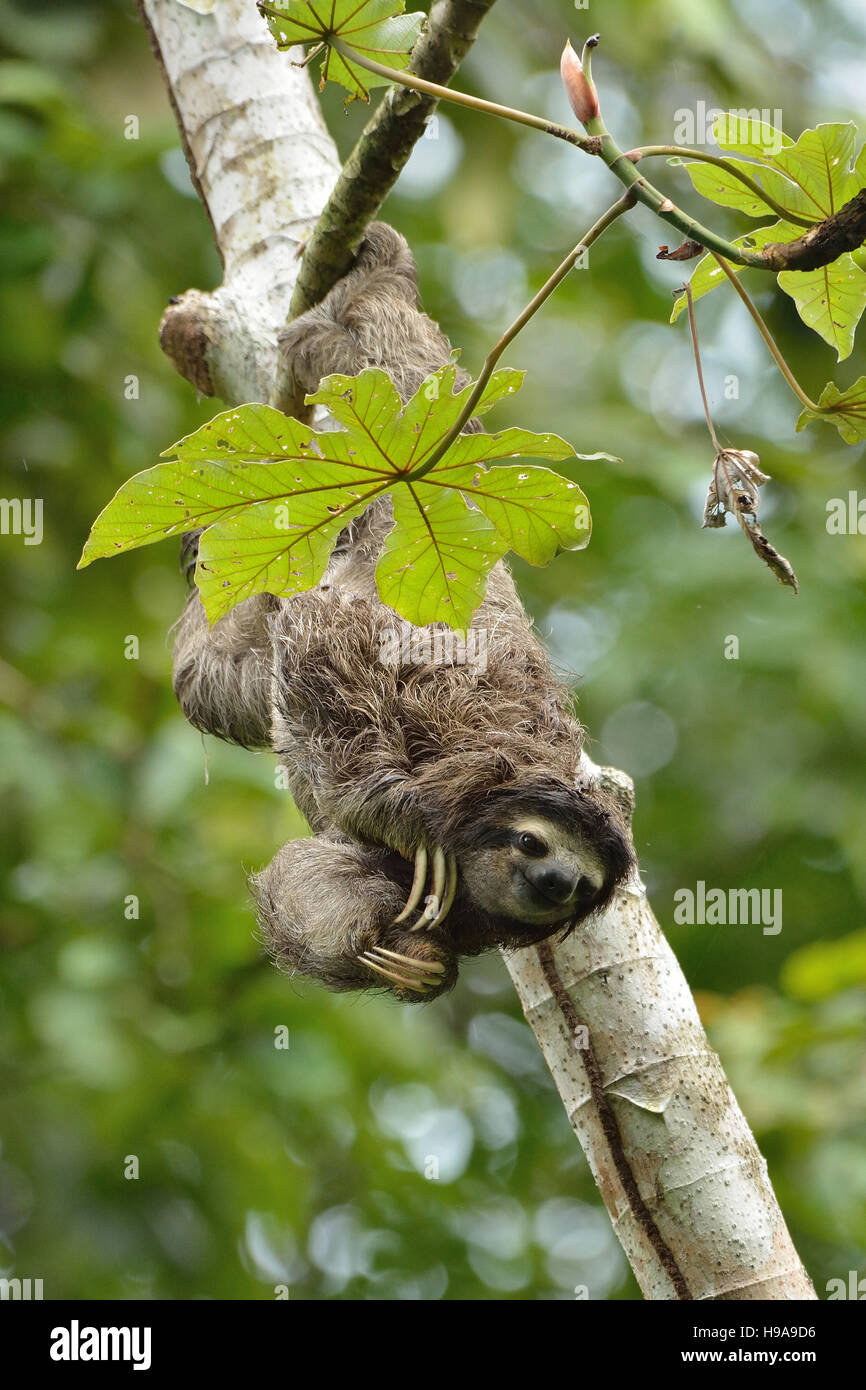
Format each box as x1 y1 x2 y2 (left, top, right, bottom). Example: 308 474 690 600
289 0 500 317
304 31 866 277
506 760 816 1298
590 124 866 274
761 189 866 270
140 0 341 405
626 145 815 229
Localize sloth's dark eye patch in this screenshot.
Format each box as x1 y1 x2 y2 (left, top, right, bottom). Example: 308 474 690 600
517 831 547 858
463 823 512 850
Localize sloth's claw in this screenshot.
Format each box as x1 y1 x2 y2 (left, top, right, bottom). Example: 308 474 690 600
406 848 458 933
392 844 428 924
361 946 445 994
373 946 445 975
393 845 459 932
424 853 458 931
430 846 446 908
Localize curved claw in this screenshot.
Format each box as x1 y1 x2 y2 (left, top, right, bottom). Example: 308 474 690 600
393 845 428 925
374 946 445 975
424 853 458 931
392 844 460 934
408 848 459 933
410 849 443 931
430 846 446 906
361 946 445 994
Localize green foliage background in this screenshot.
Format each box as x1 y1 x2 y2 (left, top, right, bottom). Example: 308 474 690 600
1 0 864 1300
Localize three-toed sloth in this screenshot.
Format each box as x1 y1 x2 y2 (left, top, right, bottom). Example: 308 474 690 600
172 224 633 1000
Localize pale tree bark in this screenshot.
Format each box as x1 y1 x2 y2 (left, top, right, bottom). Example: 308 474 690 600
141 0 341 404
139 0 816 1300
507 761 814 1300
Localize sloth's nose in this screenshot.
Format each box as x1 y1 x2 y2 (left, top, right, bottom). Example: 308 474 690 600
526 864 576 904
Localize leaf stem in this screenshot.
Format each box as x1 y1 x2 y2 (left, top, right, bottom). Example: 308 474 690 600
330 34 797 271
679 282 722 453
709 253 820 412
627 145 813 228
325 30 826 274
329 37 594 150
406 191 638 481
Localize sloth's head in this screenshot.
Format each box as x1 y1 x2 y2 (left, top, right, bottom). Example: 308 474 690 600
454 779 633 933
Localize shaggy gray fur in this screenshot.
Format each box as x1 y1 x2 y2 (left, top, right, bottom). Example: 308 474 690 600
171 224 632 999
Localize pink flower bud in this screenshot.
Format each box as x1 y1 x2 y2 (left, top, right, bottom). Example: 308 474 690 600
560 39 599 126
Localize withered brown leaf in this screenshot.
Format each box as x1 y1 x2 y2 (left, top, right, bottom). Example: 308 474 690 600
702 448 799 594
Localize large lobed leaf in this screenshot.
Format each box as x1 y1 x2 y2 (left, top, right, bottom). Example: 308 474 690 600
675 118 866 359
258 0 425 100
80 368 596 630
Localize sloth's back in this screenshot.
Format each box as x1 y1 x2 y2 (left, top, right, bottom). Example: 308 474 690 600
269 501 583 828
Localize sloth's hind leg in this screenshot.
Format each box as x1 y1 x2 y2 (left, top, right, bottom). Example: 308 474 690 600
172 589 277 749
251 836 457 1000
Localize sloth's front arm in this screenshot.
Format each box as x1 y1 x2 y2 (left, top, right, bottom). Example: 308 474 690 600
252 835 460 998
268 586 462 934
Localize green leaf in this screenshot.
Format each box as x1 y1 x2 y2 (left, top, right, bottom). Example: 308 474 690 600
195 494 371 621
82 368 595 629
712 113 793 160
307 365 526 469
778 254 866 361
441 463 591 565
78 403 380 568
771 123 862 220
163 401 305 461
684 159 804 220
437 424 580 472
676 125 866 352
375 487 507 629
796 376 866 443
259 0 425 101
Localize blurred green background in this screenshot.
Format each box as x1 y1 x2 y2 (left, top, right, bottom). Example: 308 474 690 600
1 0 865 1300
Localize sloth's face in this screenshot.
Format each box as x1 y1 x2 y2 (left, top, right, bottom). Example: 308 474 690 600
459 814 611 927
